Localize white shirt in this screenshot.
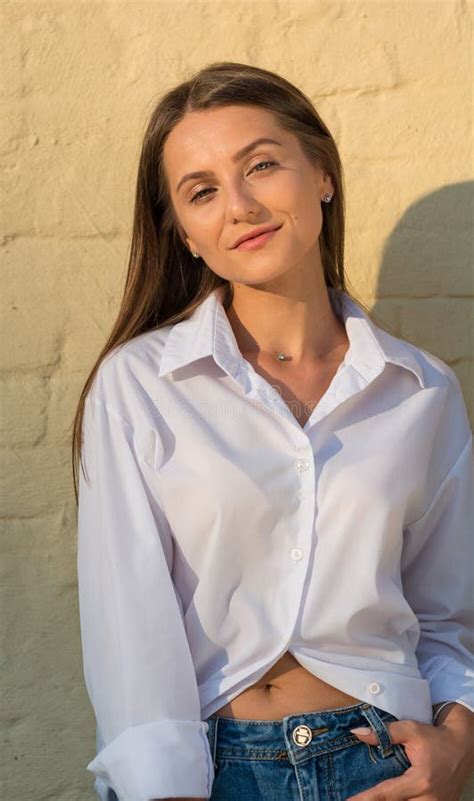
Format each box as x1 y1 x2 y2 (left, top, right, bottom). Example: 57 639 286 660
77 284 474 801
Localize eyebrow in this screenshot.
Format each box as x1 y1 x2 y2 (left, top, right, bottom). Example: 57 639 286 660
175 137 283 193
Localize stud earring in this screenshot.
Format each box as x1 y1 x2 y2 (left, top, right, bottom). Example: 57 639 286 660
323 193 333 203
191 251 200 258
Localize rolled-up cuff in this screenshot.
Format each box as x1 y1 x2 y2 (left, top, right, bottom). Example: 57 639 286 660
426 659 474 713
87 719 214 801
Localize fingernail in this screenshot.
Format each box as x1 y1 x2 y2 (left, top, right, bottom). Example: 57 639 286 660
350 726 372 735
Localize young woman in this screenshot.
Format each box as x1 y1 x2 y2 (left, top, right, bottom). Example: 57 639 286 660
73 62 474 801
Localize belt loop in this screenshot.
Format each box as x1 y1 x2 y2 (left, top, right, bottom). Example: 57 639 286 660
360 705 394 758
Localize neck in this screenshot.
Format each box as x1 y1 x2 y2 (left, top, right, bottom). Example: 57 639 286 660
225 281 349 367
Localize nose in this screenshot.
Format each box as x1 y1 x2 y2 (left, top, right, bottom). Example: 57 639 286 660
225 184 262 222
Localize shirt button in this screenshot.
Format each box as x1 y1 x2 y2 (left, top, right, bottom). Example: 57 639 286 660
296 458 309 472
368 682 381 695
267 385 280 399
291 548 303 561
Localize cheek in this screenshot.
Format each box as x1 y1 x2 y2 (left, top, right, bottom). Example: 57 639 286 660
285 195 323 248
184 215 218 249
270 171 321 223
296 197 323 238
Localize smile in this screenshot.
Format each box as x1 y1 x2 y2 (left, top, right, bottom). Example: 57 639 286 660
234 225 283 251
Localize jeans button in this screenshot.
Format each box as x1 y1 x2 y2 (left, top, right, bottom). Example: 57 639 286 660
292 724 313 746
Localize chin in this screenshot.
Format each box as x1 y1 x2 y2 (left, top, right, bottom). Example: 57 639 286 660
230 258 294 281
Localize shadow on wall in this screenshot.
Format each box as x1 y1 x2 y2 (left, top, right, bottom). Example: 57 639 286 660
369 181 474 428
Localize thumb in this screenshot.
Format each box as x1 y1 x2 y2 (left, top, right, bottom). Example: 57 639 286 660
350 726 379 745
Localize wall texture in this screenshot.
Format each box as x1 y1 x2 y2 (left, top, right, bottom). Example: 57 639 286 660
1 1 472 799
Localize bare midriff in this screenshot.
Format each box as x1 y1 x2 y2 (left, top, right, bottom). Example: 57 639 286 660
209 650 362 720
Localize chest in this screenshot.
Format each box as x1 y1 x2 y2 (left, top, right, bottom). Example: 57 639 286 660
138 359 432 571
242 353 345 429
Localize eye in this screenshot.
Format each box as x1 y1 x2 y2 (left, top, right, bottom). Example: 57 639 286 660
251 160 276 173
189 160 277 205
189 187 214 204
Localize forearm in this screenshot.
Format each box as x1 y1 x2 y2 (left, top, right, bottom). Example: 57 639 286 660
432 701 474 776
433 701 474 731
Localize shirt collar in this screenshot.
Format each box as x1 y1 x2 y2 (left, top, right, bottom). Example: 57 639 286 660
157 284 425 389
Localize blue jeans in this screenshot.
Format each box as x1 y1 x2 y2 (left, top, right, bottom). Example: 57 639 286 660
204 701 411 800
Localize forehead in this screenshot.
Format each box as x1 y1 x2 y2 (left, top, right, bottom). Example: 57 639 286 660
163 105 294 175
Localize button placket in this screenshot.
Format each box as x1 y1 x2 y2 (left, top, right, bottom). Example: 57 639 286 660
292 449 314 559
296 452 312 496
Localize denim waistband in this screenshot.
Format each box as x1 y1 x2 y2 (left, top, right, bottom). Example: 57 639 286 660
205 701 398 768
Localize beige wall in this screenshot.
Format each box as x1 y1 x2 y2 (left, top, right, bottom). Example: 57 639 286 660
2 1 472 798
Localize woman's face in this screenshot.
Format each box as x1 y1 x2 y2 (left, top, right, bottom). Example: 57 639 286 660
163 104 334 288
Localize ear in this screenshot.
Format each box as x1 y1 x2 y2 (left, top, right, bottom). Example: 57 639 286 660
186 237 199 255
174 219 194 253
325 176 335 195
311 164 334 198
320 168 335 196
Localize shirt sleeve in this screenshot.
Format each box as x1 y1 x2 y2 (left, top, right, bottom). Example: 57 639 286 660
401 431 474 715
77 390 214 801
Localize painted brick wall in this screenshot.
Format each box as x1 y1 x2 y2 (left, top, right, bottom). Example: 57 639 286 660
2 1 472 798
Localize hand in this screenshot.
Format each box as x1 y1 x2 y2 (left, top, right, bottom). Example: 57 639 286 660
345 708 474 801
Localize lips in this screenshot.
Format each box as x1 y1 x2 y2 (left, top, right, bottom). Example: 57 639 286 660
231 224 282 249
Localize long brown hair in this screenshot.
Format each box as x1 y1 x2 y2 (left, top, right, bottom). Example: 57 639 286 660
71 60 369 502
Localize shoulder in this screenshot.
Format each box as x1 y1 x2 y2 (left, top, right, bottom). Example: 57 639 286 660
372 315 465 397
403 337 462 393
372 321 472 459
87 325 174 424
